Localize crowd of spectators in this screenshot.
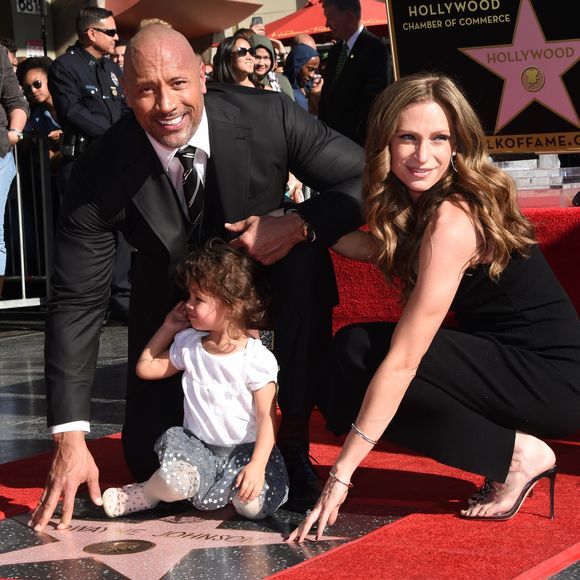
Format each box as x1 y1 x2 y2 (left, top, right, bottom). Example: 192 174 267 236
2 0 391 292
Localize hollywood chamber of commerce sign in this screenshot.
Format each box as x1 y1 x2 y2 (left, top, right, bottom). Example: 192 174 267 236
386 0 580 154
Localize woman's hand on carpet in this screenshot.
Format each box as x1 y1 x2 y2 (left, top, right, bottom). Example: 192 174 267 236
286 475 349 542
29 431 102 532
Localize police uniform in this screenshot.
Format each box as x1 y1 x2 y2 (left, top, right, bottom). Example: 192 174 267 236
48 41 132 318
48 41 128 149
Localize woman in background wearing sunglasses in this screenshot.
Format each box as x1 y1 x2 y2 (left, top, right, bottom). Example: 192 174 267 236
213 33 260 88
16 56 62 158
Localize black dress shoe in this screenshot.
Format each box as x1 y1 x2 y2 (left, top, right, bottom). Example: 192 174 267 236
278 441 323 513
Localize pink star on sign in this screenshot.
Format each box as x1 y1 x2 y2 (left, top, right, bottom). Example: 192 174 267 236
460 0 580 131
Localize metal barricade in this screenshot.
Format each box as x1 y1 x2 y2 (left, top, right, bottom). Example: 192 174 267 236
1 135 56 309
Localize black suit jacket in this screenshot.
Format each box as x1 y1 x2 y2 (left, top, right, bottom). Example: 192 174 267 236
318 28 390 145
45 84 364 426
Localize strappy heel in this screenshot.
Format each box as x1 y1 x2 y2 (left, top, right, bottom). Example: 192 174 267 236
468 478 493 506
468 477 537 507
461 465 556 521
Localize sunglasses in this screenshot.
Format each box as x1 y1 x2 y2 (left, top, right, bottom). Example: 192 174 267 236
24 79 43 93
233 47 256 58
87 27 118 38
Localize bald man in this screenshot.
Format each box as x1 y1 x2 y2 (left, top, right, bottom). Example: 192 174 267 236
293 33 317 49
32 25 363 530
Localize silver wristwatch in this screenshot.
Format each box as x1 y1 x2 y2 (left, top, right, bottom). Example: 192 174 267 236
8 128 24 141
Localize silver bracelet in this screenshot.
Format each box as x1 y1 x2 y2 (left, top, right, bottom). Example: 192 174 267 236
328 471 353 489
351 423 379 446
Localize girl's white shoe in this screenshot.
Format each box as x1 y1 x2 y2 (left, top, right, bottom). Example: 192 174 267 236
102 483 159 518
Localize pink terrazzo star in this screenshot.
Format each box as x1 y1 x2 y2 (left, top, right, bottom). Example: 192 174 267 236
460 0 580 131
0 510 344 578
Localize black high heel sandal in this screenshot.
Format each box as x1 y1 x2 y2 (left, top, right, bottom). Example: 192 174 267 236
468 477 538 507
461 465 557 521
467 478 493 506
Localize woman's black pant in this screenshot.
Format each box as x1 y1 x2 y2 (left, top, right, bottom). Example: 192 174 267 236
317 322 580 482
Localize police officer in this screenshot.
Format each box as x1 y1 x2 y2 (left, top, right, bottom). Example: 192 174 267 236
49 7 129 183
49 6 131 320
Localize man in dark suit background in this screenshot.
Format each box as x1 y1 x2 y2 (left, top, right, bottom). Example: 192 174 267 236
313 0 390 145
30 24 363 531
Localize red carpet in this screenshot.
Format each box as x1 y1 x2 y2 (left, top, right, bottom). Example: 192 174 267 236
270 415 580 579
1 416 579 579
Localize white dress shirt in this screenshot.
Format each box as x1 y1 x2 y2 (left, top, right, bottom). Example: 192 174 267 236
345 24 364 54
146 108 211 216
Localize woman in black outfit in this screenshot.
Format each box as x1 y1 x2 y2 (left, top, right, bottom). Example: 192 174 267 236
289 72 580 541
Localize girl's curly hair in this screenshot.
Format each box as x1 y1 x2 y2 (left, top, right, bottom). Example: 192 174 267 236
176 239 270 336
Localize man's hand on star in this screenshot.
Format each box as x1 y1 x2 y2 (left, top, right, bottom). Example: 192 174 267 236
29 431 102 531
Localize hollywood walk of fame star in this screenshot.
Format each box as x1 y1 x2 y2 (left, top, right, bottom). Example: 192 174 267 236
460 0 580 131
0 508 347 579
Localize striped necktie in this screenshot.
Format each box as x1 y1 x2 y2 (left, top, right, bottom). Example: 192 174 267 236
176 146 204 225
334 42 349 79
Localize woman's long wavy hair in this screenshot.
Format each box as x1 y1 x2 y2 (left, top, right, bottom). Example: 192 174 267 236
364 72 535 297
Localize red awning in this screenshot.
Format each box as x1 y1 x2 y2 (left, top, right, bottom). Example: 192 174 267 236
265 0 387 40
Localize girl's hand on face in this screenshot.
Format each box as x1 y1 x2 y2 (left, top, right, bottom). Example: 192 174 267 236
164 301 190 333
235 462 265 503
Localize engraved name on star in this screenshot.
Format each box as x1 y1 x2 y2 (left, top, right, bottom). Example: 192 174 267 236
0 511 345 579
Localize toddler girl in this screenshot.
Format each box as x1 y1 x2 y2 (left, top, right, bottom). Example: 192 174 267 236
103 240 289 520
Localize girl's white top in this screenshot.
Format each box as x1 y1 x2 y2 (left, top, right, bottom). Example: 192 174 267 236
170 329 278 446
